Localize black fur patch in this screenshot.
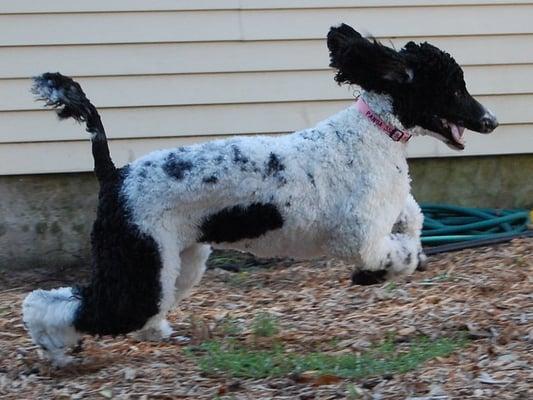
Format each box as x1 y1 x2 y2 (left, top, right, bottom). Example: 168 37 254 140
73 167 162 335
198 203 283 244
162 153 193 180
203 175 218 184
351 269 387 286
404 253 412 266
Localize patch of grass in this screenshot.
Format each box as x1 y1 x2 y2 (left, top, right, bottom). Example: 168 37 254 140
225 271 251 287
207 253 245 269
346 384 362 399
220 316 243 337
187 335 468 379
251 312 279 338
328 337 342 348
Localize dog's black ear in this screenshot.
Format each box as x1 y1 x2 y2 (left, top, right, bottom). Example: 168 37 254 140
327 23 412 91
327 23 363 58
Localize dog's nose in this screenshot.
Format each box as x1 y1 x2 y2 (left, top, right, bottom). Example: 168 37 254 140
480 115 498 133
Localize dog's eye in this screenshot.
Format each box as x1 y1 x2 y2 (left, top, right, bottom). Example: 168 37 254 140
454 90 461 97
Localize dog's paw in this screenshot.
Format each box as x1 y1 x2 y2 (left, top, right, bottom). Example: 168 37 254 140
416 251 428 271
351 269 387 286
132 319 173 342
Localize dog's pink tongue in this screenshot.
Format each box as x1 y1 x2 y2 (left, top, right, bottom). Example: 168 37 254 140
450 123 465 145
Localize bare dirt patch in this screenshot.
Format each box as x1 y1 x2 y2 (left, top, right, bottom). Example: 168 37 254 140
0 239 531 399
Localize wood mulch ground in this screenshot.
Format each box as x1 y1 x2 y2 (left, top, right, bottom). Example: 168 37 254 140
0 239 531 399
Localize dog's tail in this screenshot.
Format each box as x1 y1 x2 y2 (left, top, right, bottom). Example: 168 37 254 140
31 72 116 181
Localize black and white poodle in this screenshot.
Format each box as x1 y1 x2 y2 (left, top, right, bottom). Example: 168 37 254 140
23 24 498 366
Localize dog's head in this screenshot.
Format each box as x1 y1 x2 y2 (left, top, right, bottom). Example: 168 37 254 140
327 23 498 150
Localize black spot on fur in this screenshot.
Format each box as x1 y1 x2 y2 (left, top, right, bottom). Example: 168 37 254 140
335 130 346 143
73 167 162 335
162 153 193 180
382 252 393 269
143 161 153 167
264 153 287 186
392 217 407 234
352 269 387 286
285 202 291 208
301 131 317 141
251 161 261 173
416 250 427 271
198 203 284 244
265 153 284 176
232 145 249 164
396 165 402 174
404 253 412 266
307 172 316 187
203 175 218 184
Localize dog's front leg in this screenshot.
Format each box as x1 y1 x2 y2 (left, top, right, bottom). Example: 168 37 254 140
392 193 423 236
351 232 422 285
332 208 422 285
392 193 426 270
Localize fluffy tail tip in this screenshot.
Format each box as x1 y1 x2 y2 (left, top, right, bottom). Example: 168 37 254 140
31 72 90 122
22 287 82 367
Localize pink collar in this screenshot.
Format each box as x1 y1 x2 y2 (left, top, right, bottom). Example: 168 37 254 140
355 97 411 143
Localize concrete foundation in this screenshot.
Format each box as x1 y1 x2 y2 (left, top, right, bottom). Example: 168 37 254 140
1 154 532 269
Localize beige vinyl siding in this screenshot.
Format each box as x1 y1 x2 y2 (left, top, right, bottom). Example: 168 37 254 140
1 1 532 175
4 1 533 14
4 6 533 46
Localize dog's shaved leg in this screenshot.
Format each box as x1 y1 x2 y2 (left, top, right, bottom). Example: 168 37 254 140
175 244 211 304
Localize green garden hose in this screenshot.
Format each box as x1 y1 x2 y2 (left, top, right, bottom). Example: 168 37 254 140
421 204 531 246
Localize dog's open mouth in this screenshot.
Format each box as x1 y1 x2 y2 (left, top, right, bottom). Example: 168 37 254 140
441 118 466 150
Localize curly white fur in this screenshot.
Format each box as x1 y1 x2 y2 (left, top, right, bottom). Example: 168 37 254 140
22 287 82 366
122 91 424 329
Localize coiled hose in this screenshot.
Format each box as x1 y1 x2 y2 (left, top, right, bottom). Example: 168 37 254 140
421 204 532 253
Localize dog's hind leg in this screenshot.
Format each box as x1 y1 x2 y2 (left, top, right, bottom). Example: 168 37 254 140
133 233 182 342
175 244 211 304
133 244 210 341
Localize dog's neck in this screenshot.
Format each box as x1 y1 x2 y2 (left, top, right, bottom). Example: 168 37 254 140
359 91 408 134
